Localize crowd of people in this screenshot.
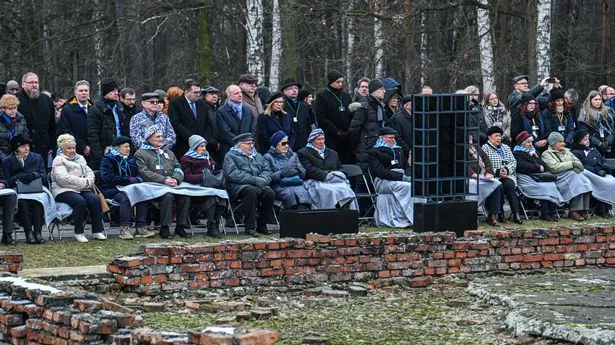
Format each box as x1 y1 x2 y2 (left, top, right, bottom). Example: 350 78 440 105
0 70 614 244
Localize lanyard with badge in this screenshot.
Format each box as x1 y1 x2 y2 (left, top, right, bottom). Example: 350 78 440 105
326 87 346 112
284 99 299 123
155 150 169 171
556 112 566 132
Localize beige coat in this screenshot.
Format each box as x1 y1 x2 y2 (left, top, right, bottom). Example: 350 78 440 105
50 154 95 197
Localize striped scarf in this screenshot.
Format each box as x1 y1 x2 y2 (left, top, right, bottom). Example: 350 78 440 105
306 143 326 158
513 144 537 158
230 145 257 158
109 147 130 176
184 149 210 160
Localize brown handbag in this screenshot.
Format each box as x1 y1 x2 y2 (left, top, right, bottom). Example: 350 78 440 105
93 185 110 213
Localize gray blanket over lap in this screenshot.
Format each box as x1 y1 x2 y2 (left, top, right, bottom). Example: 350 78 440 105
374 177 414 228
117 182 228 206
582 170 615 205
16 187 60 228
467 176 502 206
516 174 566 206
304 179 357 210
552 170 592 202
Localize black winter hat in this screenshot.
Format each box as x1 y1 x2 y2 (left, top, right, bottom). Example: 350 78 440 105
402 94 413 104
9 133 32 153
520 93 535 105
573 129 590 144
100 78 118 96
486 126 504 137
327 70 344 85
378 127 398 136
233 133 254 144
297 89 312 102
280 78 302 91
512 75 529 84
549 88 566 103
368 79 384 94
266 91 284 105
113 136 132 147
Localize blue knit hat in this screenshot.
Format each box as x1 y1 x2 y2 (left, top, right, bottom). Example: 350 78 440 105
308 128 325 143
270 130 288 148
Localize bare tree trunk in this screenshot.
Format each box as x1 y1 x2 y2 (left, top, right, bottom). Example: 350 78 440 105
403 0 414 92
477 0 495 92
602 0 609 73
246 0 264 83
93 0 104 91
198 8 211 83
269 0 282 91
373 0 384 79
346 0 355 91
536 0 551 79
419 10 428 86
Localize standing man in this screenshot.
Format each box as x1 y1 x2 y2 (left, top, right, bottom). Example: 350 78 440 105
216 85 254 156
280 78 315 151
202 85 222 163
238 74 263 130
389 94 413 162
353 77 370 102
168 79 218 158
120 87 141 123
87 78 128 169
313 70 354 163
17 72 56 166
507 75 550 110
59 80 93 166
129 93 176 149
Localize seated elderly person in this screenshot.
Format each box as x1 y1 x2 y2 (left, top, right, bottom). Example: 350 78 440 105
297 128 357 209
51 134 105 243
100 136 155 240
513 131 565 221
263 130 311 210
223 133 275 237
180 134 226 238
541 132 592 221
467 134 503 227
570 129 615 218
367 127 413 227
481 126 523 224
2 134 46 244
135 126 191 239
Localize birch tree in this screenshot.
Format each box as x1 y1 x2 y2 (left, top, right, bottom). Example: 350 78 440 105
373 1 384 79
245 0 264 83
345 0 356 90
269 0 282 90
419 11 428 86
536 0 552 79
477 0 495 92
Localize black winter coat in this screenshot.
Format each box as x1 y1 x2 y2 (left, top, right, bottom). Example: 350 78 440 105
348 95 388 170
59 97 93 155
122 104 142 123
576 121 614 157
87 100 128 168
297 146 343 181
570 143 611 175
388 109 412 159
283 96 315 151
367 146 407 181
255 111 295 154
16 90 56 164
168 96 217 157
542 109 575 147
1 152 46 188
313 87 353 158
513 150 543 174
216 103 254 156
0 112 29 160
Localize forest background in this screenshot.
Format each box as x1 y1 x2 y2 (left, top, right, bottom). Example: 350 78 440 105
0 0 612 99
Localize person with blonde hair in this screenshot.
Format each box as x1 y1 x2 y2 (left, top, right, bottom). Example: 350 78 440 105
51 134 105 243
255 92 295 153
577 90 615 156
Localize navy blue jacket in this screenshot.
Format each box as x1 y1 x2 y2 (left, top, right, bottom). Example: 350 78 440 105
255 111 296 154
99 152 140 198
216 103 254 156
570 143 611 175
1 152 46 188
59 97 93 155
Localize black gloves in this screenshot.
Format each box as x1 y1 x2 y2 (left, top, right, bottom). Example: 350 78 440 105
19 172 37 184
280 168 300 178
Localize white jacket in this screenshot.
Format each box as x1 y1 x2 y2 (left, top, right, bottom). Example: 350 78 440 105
50 154 95 197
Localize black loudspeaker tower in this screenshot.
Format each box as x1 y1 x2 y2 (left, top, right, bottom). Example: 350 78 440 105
411 94 480 233
279 209 359 238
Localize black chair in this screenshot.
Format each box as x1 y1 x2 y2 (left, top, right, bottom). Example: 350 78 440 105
341 164 377 226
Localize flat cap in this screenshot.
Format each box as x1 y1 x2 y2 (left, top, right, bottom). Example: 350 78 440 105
233 133 254 144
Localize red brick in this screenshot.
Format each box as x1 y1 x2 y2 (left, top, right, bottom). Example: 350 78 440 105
378 270 391 278
539 238 559 246
409 276 432 288
264 251 286 259
235 329 278 345
287 249 312 258
140 275 153 285
524 254 543 262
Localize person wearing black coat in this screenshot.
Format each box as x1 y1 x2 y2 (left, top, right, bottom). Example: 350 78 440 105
541 88 575 147
297 133 344 182
313 70 354 163
202 86 222 163
367 136 409 181
389 94 413 161
87 78 128 170
59 81 94 165
216 85 254 156
510 94 549 152
168 80 218 158
16 73 56 167
256 92 296 154
348 79 388 171
570 129 613 218
281 78 315 151
1 134 45 244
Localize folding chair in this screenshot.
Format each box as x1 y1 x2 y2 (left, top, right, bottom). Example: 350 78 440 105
341 164 378 226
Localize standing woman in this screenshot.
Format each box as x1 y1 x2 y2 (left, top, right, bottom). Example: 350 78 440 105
180 134 226 238
51 134 105 243
577 90 615 156
1 134 45 244
256 92 295 154
480 91 511 145
0 94 29 160
511 94 549 152
542 88 575 147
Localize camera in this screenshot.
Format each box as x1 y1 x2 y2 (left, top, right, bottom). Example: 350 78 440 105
546 77 556 83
